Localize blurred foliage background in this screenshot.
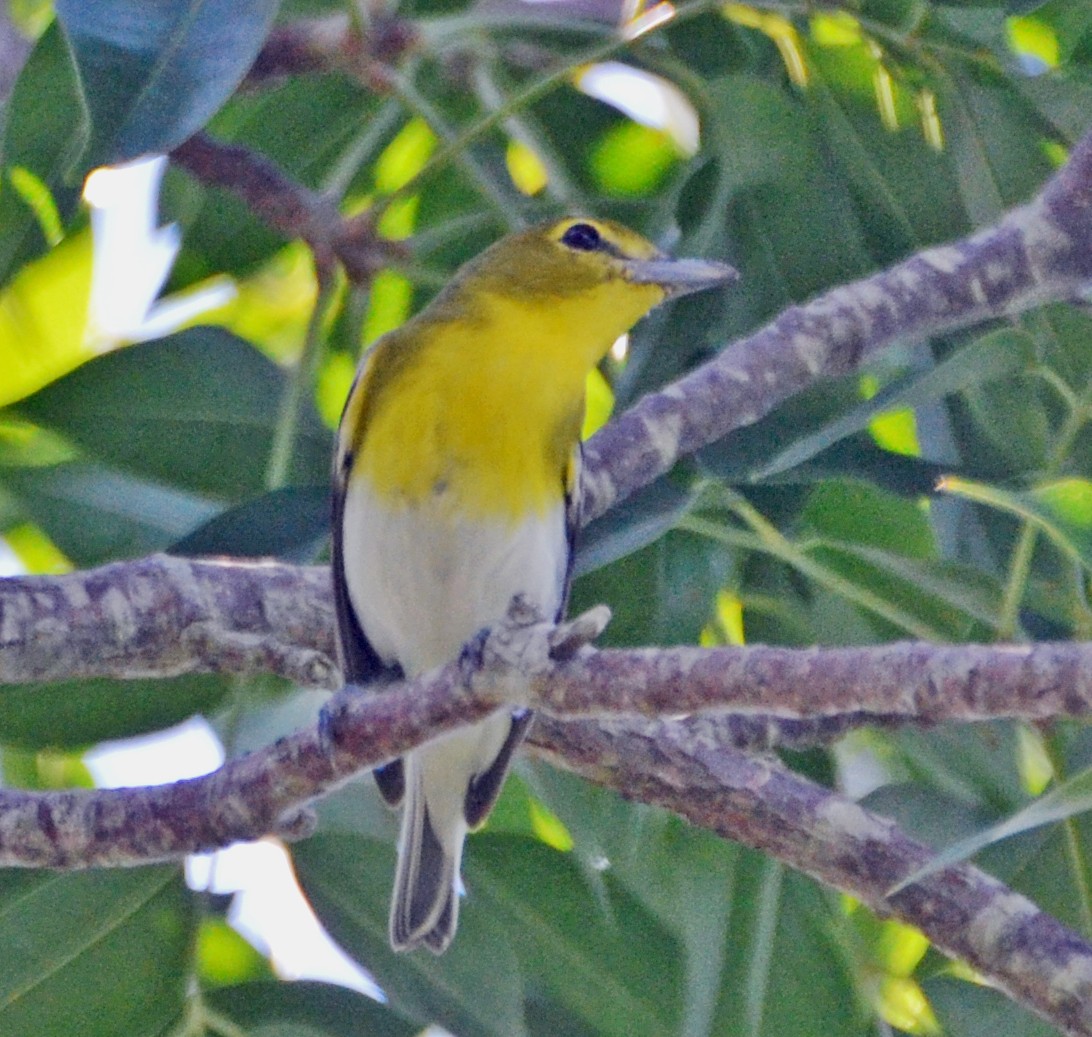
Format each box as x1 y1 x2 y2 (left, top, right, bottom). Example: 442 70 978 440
1 0 1091 1034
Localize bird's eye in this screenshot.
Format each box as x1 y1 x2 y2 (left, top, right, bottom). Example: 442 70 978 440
561 222 601 252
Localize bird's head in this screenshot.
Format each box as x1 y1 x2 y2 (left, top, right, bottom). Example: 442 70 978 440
472 216 735 304
430 217 737 363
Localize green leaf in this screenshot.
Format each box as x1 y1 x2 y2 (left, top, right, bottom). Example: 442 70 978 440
590 123 681 198
803 480 936 558
940 475 1092 571
172 75 385 283
15 328 332 500
0 22 88 287
0 231 96 410
3 461 220 566
470 834 684 1037
708 857 866 1036
811 542 1002 631
925 976 1058 1037
571 528 731 647
521 765 741 1036
892 764 1092 893
0 867 193 1037
169 485 330 562
751 328 1033 480
207 980 420 1037
574 477 694 576
889 722 1030 814
292 833 528 1037
55 0 280 168
0 673 232 749
195 917 274 988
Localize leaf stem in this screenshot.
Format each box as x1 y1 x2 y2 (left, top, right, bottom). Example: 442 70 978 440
387 69 525 229
681 503 945 641
374 0 720 220
1040 731 1092 936
997 523 1036 642
265 268 340 490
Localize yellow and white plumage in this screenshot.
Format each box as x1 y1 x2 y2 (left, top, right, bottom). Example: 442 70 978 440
331 217 734 952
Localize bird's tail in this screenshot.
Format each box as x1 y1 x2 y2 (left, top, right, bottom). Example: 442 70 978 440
389 757 462 954
388 712 534 953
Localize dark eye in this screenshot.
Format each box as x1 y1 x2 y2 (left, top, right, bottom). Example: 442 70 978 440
561 222 601 251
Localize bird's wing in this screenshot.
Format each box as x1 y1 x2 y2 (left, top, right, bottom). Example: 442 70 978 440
332 357 406 807
557 440 582 621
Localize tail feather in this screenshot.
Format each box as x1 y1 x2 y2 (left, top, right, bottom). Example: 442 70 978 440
389 713 523 953
389 765 461 953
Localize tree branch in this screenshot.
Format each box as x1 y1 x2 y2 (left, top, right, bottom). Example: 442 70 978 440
528 715 1092 1037
170 133 406 283
0 555 338 688
580 130 1092 521
4 605 1092 1032
5 556 1092 729
5 108 1092 1037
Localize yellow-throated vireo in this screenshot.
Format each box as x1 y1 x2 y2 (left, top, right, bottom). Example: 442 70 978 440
332 217 735 953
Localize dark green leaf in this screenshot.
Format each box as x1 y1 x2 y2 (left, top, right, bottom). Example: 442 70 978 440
55 0 280 167
0 22 87 287
170 485 330 562
0 673 231 749
293 834 528 1037
3 461 220 566
571 528 730 646
15 328 331 499
0 867 193 1037
207 980 420 1037
803 480 936 558
574 477 694 576
470 834 684 1037
925 976 1057 1036
709 857 866 1036
171 76 386 284
893 764 1092 893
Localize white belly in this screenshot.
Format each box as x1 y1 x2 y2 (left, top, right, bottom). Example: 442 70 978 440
341 478 568 677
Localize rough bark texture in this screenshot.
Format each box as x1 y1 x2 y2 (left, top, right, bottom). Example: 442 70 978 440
580 132 1092 522
529 716 1092 1037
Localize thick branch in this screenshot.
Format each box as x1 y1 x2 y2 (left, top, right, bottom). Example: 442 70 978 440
528 716 1092 1037
580 131 1092 520
0 555 339 688
6 558 1092 728
0 604 593 867
4 614 1092 1033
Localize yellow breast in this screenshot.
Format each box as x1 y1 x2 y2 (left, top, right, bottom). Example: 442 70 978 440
348 279 659 521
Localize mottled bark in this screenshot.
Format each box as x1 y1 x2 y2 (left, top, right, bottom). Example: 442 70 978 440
0 555 338 688
529 716 1092 1037
580 131 1092 521
6 557 1092 728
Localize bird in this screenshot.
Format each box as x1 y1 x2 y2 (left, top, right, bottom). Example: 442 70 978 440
331 216 736 953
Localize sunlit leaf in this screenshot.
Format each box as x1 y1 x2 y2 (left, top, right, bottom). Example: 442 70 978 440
0 231 94 408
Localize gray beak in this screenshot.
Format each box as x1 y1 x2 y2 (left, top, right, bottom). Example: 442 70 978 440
624 256 739 298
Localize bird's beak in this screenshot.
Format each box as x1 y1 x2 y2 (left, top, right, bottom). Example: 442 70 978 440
624 256 739 299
